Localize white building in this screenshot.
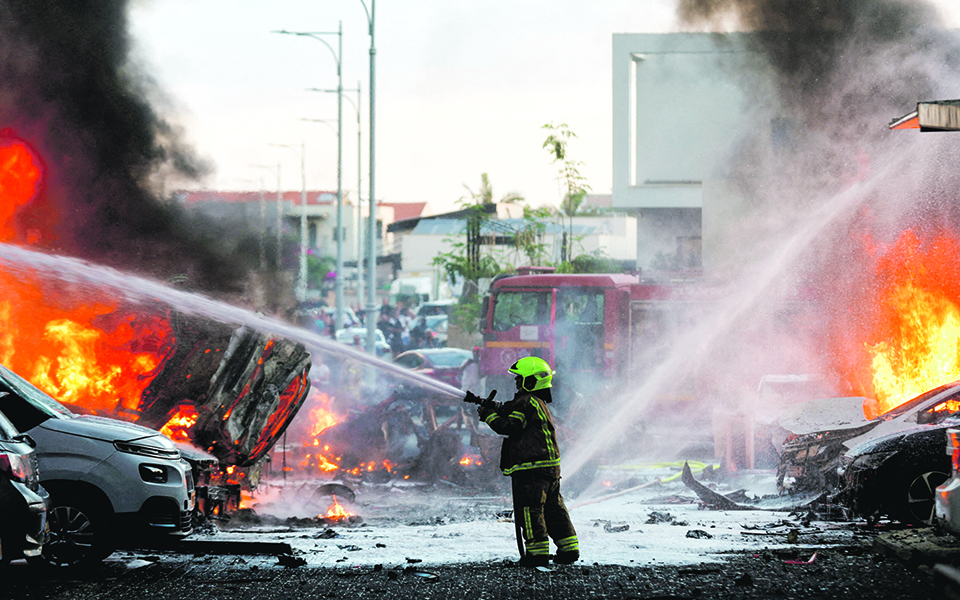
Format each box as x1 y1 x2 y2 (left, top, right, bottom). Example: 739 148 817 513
612 33 780 272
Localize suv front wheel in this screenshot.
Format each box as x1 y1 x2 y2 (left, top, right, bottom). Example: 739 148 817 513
30 496 113 568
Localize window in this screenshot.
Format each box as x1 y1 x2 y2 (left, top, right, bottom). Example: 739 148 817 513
492 291 551 331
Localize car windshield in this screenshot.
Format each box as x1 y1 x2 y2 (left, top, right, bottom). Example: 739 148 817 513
0 362 74 432
425 316 447 329
492 291 551 331
425 350 471 368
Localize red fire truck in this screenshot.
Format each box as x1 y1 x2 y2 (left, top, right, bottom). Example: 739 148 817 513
478 267 821 423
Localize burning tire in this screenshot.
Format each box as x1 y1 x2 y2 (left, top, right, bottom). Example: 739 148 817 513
30 497 113 568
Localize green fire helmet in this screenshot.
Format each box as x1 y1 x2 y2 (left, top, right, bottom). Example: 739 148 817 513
508 356 554 392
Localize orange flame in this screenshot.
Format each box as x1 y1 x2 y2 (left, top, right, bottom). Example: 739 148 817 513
160 406 198 442
324 495 353 520
0 271 175 415
0 140 41 242
860 230 960 416
308 392 338 438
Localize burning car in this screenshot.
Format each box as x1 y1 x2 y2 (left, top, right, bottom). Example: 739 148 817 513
0 362 194 567
837 420 956 525
777 381 960 493
0 404 47 563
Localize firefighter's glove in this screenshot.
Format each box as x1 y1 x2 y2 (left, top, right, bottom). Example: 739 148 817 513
477 404 495 422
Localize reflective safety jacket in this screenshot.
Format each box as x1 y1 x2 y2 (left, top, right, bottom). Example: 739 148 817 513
482 391 561 476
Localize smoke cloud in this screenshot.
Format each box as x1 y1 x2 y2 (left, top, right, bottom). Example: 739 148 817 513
0 0 259 294
564 1 960 482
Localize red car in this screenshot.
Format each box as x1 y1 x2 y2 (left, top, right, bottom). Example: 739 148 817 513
393 348 474 389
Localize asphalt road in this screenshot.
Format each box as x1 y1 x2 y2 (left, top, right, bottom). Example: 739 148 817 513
0 543 940 600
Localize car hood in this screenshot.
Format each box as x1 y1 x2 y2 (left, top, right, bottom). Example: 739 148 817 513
844 420 960 458
774 396 871 435
37 414 170 446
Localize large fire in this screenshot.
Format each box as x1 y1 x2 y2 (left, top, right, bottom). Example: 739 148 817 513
839 229 960 418
0 137 175 416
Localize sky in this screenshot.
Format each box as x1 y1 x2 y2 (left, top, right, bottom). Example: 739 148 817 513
127 1 682 213
129 1 960 214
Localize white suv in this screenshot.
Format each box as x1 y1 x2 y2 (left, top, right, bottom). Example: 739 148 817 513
0 363 194 567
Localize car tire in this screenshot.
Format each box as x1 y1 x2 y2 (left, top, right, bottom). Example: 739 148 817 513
894 469 949 525
28 496 114 568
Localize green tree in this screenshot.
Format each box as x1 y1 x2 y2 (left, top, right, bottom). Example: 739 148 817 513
432 174 524 336
542 123 591 262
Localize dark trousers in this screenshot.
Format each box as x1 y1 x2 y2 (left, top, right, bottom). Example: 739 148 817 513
511 470 578 557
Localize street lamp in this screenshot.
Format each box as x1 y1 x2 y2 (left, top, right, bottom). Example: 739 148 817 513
252 163 283 271
359 0 378 357
309 83 364 313
275 24 346 334
270 142 308 303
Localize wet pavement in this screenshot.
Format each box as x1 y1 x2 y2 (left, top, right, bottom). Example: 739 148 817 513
0 473 950 599
0 543 940 600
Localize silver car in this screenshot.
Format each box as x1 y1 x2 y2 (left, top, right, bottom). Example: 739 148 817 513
0 363 194 567
935 428 960 535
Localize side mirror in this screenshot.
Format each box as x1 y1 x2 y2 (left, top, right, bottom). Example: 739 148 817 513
480 294 491 319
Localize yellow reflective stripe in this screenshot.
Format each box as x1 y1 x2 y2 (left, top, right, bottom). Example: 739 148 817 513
509 410 526 428
522 507 533 542
483 413 498 425
530 399 557 460
502 458 561 475
485 341 550 348
556 536 579 552
526 541 549 555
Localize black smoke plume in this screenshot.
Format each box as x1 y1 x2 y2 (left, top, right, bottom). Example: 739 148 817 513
0 0 259 294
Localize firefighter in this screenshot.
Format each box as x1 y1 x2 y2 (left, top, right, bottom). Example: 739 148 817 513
477 356 579 567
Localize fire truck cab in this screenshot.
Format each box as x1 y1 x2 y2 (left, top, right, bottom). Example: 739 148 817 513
479 269 717 409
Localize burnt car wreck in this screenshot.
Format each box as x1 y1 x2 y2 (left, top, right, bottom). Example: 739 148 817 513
64 312 313 517
773 382 960 524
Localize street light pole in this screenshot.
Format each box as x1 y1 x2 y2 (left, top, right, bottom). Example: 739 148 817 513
307 83 364 316
252 163 282 271
276 24 345 333
270 142 308 302
360 0 378 357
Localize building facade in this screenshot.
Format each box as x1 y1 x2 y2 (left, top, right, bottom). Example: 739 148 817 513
611 33 780 273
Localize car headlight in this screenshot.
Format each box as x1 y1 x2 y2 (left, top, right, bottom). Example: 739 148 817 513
115 441 181 460
850 450 897 470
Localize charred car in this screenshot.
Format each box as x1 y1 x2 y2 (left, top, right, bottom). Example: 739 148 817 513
0 402 47 563
777 380 960 493
837 419 957 525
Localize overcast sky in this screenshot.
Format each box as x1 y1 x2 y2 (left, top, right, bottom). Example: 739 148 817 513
129 1 960 213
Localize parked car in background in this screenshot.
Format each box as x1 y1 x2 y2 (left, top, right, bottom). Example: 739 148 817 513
415 299 456 318
0 403 47 563
407 315 449 349
935 428 960 535
0 363 194 568
777 380 960 493
393 348 474 389
837 419 957 525
335 327 392 358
